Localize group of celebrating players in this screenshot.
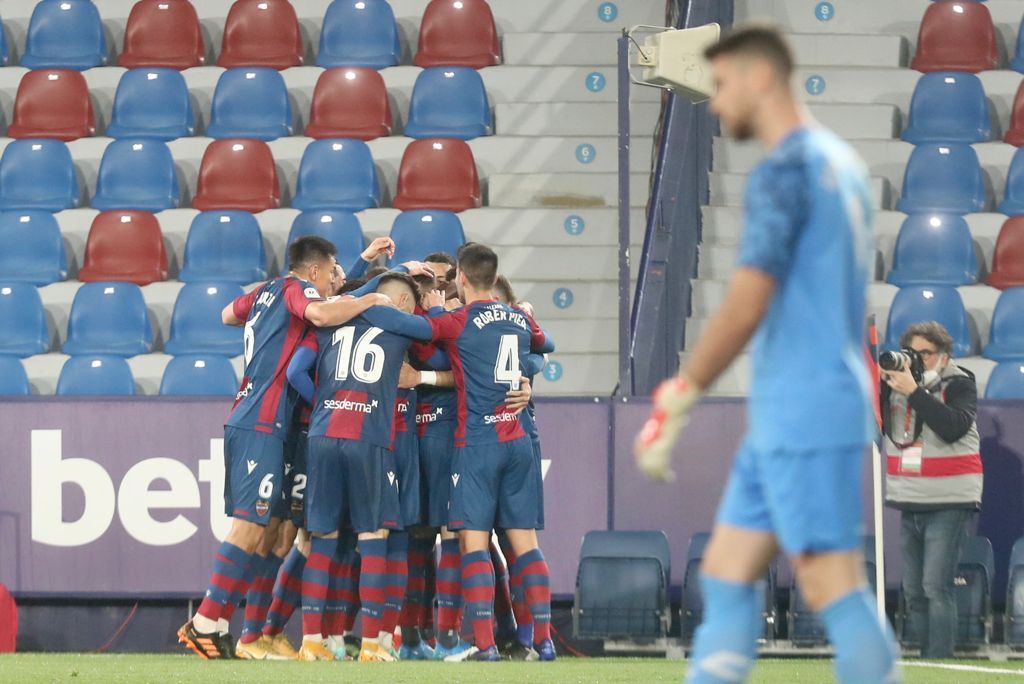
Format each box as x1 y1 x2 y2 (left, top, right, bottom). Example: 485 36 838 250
176 234 556 663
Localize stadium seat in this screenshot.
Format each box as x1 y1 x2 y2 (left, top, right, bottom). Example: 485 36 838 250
164 283 245 356
206 68 294 141
1011 15 1024 73
1006 81 1024 146
886 214 978 287
895 144 988 214
910 1 998 73
285 210 364 271
7 70 95 141
0 357 30 395
160 355 239 396
956 535 994 648
77 211 168 285
389 210 466 264
0 140 80 212
0 284 49 357
404 68 493 140
56 356 135 396
218 0 303 69
179 211 267 285
305 68 392 140
316 0 401 69
986 362 1024 399
21 0 107 70
573 530 670 639
901 72 992 144
192 139 280 212
62 282 153 357
1008 537 1024 649
414 0 500 69
292 139 380 212
106 69 196 140
91 139 181 212
988 217 1024 289
0 211 68 286
0 19 8 67
118 0 205 69
983 289 1024 361
884 286 974 357
392 138 481 212
681 532 710 643
999 148 1024 216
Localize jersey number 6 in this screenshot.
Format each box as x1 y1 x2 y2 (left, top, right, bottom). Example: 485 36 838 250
333 326 386 384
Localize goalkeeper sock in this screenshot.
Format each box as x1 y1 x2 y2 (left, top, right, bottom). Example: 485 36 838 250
685 576 759 684
821 589 900 684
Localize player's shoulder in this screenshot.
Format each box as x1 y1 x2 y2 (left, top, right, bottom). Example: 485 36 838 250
281 274 321 300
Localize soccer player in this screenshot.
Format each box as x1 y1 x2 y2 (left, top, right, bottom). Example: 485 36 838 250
423 251 458 301
177 236 393 660
286 273 444 662
633 27 901 683
425 244 556 662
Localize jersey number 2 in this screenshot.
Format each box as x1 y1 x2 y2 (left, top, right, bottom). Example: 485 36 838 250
494 334 521 390
333 326 385 383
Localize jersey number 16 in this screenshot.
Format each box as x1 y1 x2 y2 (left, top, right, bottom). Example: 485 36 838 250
333 326 385 384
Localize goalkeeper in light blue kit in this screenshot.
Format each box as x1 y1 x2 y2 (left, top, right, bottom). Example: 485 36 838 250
634 27 901 683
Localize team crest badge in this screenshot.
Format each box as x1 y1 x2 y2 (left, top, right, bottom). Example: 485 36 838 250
255 499 270 517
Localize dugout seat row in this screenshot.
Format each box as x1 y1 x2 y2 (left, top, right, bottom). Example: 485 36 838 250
13 0 498 72
902 73 1024 147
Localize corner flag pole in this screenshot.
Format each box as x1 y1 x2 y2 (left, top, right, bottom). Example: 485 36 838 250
866 315 886 623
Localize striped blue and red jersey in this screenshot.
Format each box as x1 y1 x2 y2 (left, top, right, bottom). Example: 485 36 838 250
410 305 456 436
427 300 553 448
390 388 416 448
227 276 323 439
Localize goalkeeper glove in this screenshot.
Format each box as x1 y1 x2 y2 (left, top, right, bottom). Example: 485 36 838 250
634 375 700 482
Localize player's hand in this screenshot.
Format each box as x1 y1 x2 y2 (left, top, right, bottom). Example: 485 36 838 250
883 367 918 396
518 301 535 317
402 261 430 277
444 297 463 311
362 292 395 308
506 376 532 415
399 363 421 389
362 237 395 261
634 375 700 482
422 289 446 310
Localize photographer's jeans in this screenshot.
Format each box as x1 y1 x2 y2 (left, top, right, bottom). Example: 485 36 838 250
900 508 970 659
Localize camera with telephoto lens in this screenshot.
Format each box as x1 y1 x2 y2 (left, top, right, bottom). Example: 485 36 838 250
879 348 925 383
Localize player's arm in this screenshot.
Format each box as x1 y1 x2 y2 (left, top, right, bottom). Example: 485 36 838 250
522 352 547 378
222 287 259 326
347 237 396 280
360 304 433 341
286 344 317 404
399 363 455 389
304 293 390 327
524 312 555 354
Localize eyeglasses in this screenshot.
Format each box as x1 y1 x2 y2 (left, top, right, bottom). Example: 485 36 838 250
911 348 939 358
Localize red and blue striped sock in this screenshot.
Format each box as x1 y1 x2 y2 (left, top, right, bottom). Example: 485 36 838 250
514 548 552 645
197 542 251 625
400 536 433 640
342 542 362 632
301 536 337 638
461 549 496 651
324 540 357 637
240 553 282 643
358 538 389 640
490 539 516 638
499 535 534 645
436 538 463 634
381 532 409 636
263 546 305 637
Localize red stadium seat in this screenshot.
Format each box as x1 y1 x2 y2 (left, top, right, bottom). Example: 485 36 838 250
7 70 94 141
910 2 998 73
78 210 168 285
217 0 303 69
988 216 1024 289
414 0 500 69
393 138 481 212
118 0 205 69
305 68 392 140
192 139 280 212
1005 80 1024 146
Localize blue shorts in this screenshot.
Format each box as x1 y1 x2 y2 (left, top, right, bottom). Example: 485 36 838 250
393 429 421 528
717 440 865 554
419 421 456 528
223 426 284 526
448 436 541 532
306 437 402 535
272 425 308 527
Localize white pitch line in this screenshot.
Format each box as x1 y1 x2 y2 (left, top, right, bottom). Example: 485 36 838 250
901 661 1024 677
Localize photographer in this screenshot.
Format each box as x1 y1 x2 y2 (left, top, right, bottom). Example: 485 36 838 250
882 321 982 659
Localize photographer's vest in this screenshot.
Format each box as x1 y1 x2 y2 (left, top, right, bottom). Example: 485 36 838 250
884 363 982 510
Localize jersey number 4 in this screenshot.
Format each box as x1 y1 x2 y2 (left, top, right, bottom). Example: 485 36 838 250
494 334 521 390
333 326 385 384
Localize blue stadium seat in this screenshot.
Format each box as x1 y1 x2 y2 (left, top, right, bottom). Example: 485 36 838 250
884 286 974 357
956 535 993 648
1007 537 1024 649
0 139 80 211
986 362 1024 399
292 139 380 212
0 211 68 285
179 211 267 285
285 210 364 271
404 67 493 140
1012 15 1024 73
90 139 181 212
21 0 107 70
316 0 401 69
887 214 979 287
160 355 239 396
62 282 153 357
206 68 293 141
681 532 710 643
999 147 1024 216
164 283 245 357
896 144 989 214
983 288 1024 361
0 357 30 395
573 530 671 639
902 72 992 144
106 69 196 140
0 17 8 67
56 355 135 396
389 210 466 264
0 283 49 357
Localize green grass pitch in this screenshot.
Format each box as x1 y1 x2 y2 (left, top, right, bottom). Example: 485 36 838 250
3 655 1024 684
